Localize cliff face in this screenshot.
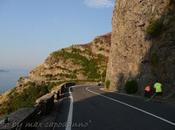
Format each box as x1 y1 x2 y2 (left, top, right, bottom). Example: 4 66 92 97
106 0 175 94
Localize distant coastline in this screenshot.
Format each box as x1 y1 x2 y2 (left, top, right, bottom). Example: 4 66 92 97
0 69 8 72
0 69 29 94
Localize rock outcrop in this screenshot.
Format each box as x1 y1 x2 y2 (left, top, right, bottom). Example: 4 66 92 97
106 0 175 94
0 33 111 116
29 32 111 83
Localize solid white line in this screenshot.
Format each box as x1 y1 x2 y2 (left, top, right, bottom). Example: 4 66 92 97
0 120 4 124
86 87 175 127
65 87 74 130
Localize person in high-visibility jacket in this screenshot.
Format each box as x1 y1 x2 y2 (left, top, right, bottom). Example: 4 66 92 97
154 82 163 96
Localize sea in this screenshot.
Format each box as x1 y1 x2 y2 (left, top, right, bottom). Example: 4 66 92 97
0 69 29 94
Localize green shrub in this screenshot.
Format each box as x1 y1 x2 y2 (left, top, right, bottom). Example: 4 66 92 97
0 84 49 115
47 83 55 91
99 47 104 51
146 19 163 38
101 70 106 82
105 80 110 89
124 80 138 94
59 50 100 79
51 49 101 80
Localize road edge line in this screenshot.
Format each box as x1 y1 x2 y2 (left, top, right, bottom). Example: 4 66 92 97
65 87 74 130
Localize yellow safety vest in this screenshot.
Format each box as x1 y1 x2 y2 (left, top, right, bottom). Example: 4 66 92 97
154 82 162 93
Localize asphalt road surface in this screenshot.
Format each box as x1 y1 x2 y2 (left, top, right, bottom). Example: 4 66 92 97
54 85 175 130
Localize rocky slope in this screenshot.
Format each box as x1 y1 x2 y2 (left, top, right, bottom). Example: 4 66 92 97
106 0 175 95
29 32 111 83
0 33 111 116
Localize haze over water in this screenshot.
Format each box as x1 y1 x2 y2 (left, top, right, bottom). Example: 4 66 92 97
0 69 29 93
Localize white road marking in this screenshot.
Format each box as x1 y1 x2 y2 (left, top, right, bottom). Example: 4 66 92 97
65 87 74 130
0 120 4 124
86 87 175 127
64 85 93 130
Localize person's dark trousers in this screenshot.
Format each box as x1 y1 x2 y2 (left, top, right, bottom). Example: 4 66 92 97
144 91 151 98
155 92 163 97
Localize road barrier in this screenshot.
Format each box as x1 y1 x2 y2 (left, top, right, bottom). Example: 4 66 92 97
0 82 75 130
35 93 54 115
0 91 60 130
60 82 76 98
0 108 39 130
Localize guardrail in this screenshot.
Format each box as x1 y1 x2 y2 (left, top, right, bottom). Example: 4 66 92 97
0 108 38 130
35 93 54 115
0 82 75 130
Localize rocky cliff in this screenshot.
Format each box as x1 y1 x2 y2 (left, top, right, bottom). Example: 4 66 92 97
106 0 175 94
29 32 111 83
0 33 111 116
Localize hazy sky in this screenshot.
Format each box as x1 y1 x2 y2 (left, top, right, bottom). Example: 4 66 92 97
0 0 114 70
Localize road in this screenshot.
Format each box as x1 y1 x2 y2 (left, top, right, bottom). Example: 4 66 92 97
54 85 175 130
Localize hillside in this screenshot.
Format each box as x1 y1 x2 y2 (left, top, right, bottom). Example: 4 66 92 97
0 33 111 116
106 0 175 95
29 33 111 83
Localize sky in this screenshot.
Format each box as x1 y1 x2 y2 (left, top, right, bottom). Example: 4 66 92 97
0 0 114 70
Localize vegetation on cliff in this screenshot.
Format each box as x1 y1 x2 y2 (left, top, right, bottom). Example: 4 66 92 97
51 48 101 80
0 82 58 115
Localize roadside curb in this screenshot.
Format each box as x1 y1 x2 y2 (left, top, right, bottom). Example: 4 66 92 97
99 87 175 104
99 87 141 98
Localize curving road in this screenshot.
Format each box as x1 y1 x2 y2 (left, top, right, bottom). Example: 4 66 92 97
54 85 175 130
